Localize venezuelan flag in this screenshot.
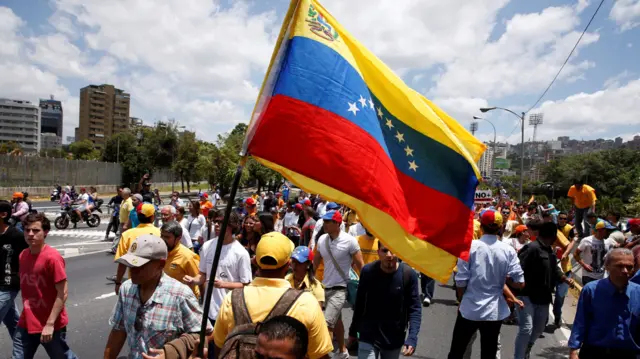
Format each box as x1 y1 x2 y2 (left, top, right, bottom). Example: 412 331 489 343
242 0 485 282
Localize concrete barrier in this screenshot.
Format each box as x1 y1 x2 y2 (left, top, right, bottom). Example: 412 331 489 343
0 182 175 198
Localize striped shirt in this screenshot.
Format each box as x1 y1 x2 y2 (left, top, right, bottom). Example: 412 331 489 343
109 273 208 358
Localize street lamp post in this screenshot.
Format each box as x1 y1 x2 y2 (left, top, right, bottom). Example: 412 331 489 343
473 116 496 178
479 107 526 203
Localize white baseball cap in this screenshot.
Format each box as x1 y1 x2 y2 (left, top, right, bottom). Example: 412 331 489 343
116 234 167 268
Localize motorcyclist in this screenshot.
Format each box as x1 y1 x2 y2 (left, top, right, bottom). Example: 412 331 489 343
10 192 29 232
59 188 72 208
85 186 98 217
74 187 90 228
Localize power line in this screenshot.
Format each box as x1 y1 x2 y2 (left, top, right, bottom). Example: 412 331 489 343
525 0 605 114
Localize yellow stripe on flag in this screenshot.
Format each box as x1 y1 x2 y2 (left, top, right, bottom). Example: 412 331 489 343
254 156 458 282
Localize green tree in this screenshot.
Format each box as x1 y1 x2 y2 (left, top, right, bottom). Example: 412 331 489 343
626 181 640 217
69 140 101 160
140 122 179 168
0 141 22 155
174 131 199 192
102 132 138 163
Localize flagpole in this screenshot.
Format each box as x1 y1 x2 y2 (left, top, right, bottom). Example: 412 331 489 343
197 157 247 357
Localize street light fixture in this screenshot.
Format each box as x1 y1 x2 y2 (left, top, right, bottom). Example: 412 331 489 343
172 125 187 193
473 116 497 178
478 107 526 203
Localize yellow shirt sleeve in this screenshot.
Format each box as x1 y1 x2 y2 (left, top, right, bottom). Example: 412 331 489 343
213 291 234 348
299 293 333 359
115 232 130 260
310 280 325 304
184 254 201 298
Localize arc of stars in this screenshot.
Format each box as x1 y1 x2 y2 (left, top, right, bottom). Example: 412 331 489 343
409 160 419 171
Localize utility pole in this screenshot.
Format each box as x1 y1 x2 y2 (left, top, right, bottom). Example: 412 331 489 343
520 112 525 203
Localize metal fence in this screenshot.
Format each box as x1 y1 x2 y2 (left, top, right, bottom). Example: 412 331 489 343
0 154 174 188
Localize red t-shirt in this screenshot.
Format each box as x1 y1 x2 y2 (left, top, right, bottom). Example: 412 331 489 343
18 245 69 334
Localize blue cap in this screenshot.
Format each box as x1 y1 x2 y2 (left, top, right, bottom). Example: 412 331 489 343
326 202 340 210
604 221 617 230
322 210 343 223
291 246 312 263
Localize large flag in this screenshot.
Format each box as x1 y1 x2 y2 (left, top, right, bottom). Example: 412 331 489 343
242 0 485 281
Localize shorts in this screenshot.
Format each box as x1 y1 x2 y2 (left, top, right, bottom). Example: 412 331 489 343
77 205 87 212
323 287 347 329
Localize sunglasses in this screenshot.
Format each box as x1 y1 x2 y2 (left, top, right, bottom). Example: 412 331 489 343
559 217 568 220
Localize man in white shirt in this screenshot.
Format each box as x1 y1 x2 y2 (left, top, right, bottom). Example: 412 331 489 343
310 202 344 249
574 221 616 285
183 211 252 327
316 197 328 217
313 210 364 359
448 210 525 359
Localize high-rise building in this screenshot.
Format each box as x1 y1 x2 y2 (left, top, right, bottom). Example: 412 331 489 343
0 98 40 153
78 84 130 148
478 145 494 178
39 96 63 141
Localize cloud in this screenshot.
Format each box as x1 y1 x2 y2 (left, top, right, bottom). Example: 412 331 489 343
528 78 640 140
609 0 640 31
431 5 599 99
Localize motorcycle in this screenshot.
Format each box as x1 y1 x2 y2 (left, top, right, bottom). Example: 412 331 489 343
54 199 103 229
50 188 60 202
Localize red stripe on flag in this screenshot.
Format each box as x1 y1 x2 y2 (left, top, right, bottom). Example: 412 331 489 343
248 95 473 259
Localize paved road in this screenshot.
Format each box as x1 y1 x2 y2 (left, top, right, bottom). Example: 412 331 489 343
0 243 571 358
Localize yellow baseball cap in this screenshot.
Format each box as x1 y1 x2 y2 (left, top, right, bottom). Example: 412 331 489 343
139 203 155 218
255 232 294 270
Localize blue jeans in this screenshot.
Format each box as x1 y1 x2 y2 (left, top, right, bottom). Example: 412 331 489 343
0 289 19 338
11 326 78 359
15 221 24 232
358 341 402 359
553 272 572 321
420 273 435 300
514 296 549 359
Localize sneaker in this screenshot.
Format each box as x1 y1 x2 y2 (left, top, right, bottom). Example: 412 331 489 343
423 297 431 307
106 275 117 282
554 318 562 328
334 351 350 359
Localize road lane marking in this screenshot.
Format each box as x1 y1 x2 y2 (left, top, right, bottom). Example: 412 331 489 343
95 292 116 300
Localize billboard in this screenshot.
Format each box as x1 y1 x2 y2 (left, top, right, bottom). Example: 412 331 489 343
495 158 510 169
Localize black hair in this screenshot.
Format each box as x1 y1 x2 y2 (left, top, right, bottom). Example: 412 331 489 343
528 204 537 211
0 200 12 222
481 224 501 235
573 177 584 185
23 213 51 232
586 212 597 219
257 211 275 235
138 212 153 224
527 217 543 231
539 222 558 239
257 316 308 359
608 211 621 221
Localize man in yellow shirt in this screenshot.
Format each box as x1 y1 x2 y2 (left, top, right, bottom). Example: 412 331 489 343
110 187 133 254
567 177 597 239
160 221 201 299
355 229 379 275
552 212 576 328
213 232 333 359
111 203 161 294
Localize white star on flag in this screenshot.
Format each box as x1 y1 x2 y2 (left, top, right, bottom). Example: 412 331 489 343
358 95 367 108
409 160 419 171
347 102 359 116
376 107 383 118
395 131 405 143
368 98 374 109
404 145 414 157
385 118 394 129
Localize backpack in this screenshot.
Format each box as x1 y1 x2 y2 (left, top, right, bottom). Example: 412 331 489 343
218 288 304 359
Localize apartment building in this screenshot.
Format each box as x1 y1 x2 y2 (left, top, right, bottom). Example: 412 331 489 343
77 84 130 148
0 98 40 153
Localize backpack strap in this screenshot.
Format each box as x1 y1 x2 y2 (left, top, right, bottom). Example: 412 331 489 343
263 288 304 322
231 289 252 325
